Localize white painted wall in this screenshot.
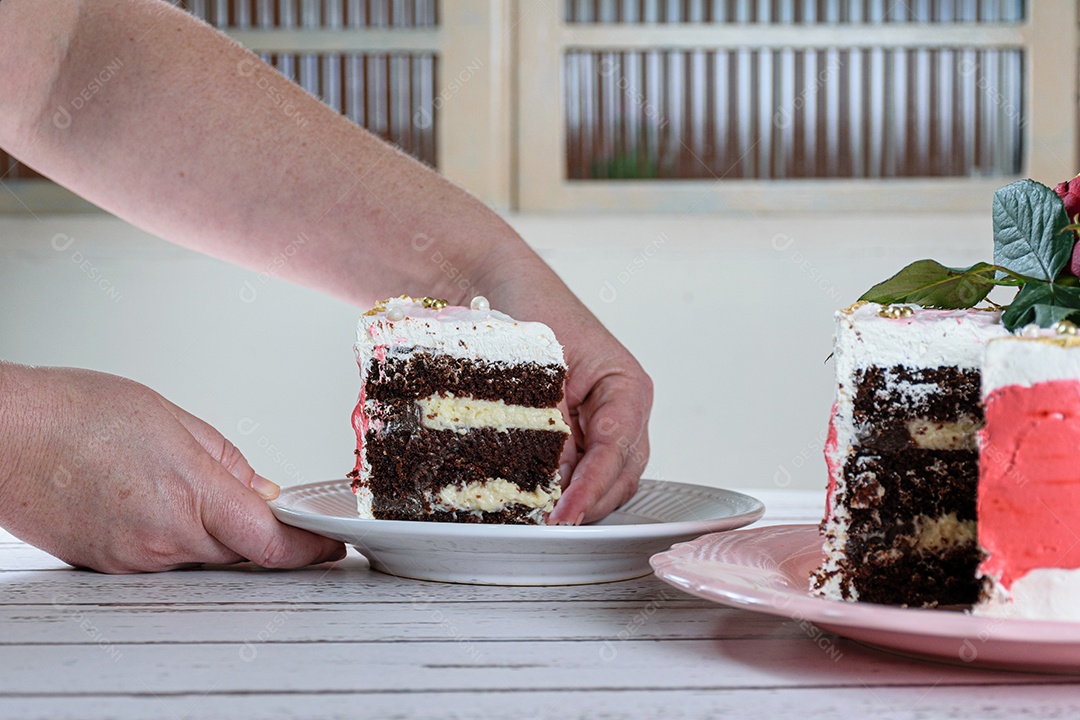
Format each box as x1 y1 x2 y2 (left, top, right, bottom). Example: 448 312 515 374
0 211 993 496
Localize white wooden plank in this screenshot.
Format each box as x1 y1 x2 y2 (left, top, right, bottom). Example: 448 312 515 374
0 557 693 605
0 599 747 645
525 177 1010 214
515 0 565 212
1024 0 1078 180
437 0 514 210
0 545 75 572
4 686 1080 720
224 27 440 53
560 23 1025 51
743 488 821 524
0 637 1066 697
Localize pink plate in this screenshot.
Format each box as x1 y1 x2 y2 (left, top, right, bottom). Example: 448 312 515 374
650 524 1080 674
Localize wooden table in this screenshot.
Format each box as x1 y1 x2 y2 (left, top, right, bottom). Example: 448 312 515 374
2 489 1078 719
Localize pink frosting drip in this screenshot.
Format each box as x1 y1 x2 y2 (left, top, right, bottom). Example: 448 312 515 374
822 402 839 522
350 344 388 491
349 383 367 492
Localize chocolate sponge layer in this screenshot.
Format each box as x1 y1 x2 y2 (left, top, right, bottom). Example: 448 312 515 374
365 352 566 408
823 449 983 607
366 426 566 494
851 366 982 451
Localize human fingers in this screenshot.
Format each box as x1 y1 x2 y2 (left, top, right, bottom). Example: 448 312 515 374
556 398 582 493
162 398 281 500
198 457 345 568
548 373 651 524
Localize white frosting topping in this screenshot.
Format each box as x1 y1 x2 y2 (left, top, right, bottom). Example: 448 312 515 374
836 302 1007 372
356 296 564 366
974 568 1080 621
982 336 1080 394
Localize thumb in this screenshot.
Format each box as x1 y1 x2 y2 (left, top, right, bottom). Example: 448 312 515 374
198 457 344 568
162 399 281 500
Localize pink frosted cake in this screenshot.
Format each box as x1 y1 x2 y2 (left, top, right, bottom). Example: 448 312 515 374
347 295 570 524
974 333 1080 620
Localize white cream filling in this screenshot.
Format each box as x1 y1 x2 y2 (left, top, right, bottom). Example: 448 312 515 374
906 418 980 450
430 477 561 513
417 393 570 434
912 513 976 551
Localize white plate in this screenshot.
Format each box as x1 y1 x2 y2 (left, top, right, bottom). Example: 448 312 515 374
270 478 764 585
650 524 1080 674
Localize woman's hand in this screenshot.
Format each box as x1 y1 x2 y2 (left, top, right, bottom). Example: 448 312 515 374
475 250 654 526
550 335 654 525
0 364 344 573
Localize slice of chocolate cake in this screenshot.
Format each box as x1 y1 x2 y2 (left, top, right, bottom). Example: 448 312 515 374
348 295 570 524
811 301 1008 606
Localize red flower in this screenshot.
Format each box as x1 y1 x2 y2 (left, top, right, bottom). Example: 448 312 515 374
1055 176 1080 276
1055 177 1080 221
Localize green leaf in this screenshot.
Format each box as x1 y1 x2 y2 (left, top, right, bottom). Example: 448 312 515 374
1058 274 1080 287
1001 280 1080 331
1031 304 1080 327
859 259 996 309
993 179 1072 281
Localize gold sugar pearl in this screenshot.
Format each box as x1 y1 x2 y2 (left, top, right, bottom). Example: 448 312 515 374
421 297 449 310
878 304 914 319
1053 320 1079 336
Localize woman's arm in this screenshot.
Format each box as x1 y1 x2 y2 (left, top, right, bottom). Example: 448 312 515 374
0 0 652 527
1 0 499 307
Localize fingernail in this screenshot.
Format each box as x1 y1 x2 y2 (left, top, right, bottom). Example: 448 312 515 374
573 512 586 526
251 475 281 500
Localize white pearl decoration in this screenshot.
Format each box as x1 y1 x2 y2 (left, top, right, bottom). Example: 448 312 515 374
386 307 405 321
1019 323 1041 338
470 296 491 312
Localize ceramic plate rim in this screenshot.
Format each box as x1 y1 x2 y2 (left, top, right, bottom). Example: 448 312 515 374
270 477 766 543
650 524 1080 645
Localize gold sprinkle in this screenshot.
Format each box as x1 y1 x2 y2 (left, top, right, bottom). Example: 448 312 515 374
1053 320 1079 336
877 304 915 319
363 294 445 316
362 298 390 316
